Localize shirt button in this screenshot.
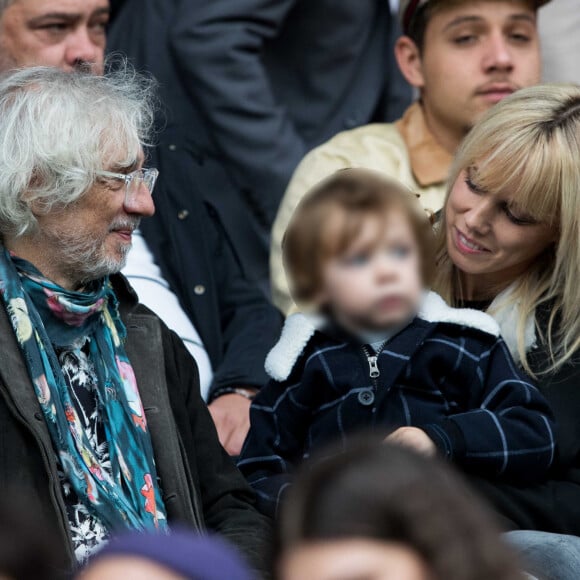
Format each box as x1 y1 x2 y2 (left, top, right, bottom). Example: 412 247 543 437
358 388 375 406
177 209 189 220
194 285 206 295
344 112 360 129
168 144 177 151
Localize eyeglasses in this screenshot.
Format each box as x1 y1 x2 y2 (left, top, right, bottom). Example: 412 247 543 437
96 167 159 204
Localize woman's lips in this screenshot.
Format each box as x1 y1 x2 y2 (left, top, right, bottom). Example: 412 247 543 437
454 227 489 255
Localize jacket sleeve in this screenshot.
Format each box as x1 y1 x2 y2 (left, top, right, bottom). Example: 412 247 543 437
206 203 283 400
165 328 273 577
170 0 306 226
422 337 556 483
237 371 312 519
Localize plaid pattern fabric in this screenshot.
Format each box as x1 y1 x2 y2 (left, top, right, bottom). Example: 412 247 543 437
238 317 556 517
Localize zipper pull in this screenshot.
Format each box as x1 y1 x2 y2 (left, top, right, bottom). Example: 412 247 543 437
367 354 380 378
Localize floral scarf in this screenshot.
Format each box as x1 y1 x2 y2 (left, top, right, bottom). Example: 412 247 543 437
0 247 167 533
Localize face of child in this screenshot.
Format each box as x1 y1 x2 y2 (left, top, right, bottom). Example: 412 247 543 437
319 209 423 333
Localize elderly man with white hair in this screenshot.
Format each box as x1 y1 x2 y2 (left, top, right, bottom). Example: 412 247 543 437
0 66 270 574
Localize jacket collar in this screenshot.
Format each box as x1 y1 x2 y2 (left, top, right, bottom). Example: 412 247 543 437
110 273 140 319
395 102 453 187
266 291 500 381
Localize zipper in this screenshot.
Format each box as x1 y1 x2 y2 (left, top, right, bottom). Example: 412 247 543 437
361 341 387 390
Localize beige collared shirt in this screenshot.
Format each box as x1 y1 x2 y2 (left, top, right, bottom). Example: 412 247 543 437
270 102 452 314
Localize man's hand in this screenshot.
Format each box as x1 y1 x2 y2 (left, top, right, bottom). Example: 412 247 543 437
385 426 436 457
208 392 254 456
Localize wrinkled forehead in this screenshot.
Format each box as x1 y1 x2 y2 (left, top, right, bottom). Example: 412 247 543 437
426 0 538 31
101 150 144 173
4 0 110 17
99 128 144 172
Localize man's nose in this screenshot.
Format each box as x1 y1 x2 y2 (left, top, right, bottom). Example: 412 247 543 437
124 182 156 217
65 29 103 72
482 33 514 73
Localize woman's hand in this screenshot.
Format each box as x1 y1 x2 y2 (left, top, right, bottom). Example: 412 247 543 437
385 426 436 457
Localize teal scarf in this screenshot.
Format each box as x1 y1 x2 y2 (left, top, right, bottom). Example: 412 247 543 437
0 247 168 533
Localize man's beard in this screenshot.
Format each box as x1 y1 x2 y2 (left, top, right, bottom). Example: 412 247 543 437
40 218 140 288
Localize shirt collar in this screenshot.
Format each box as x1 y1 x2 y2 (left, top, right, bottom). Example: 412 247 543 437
395 102 453 187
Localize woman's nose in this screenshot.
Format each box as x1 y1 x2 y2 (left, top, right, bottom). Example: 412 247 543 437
464 200 492 234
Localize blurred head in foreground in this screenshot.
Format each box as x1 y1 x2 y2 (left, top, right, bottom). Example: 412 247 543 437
79 530 255 580
275 440 523 580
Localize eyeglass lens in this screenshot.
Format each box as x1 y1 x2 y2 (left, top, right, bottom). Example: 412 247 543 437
127 169 157 200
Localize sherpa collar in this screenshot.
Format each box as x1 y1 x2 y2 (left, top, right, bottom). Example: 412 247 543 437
265 291 500 382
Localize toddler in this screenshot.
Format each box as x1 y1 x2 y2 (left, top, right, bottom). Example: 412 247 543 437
238 169 555 517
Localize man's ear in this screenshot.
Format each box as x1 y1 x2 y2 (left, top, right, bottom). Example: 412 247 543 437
395 36 425 90
21 192 42 217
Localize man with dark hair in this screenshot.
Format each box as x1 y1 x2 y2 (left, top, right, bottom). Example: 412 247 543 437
271 0 550 314
0 0 108 72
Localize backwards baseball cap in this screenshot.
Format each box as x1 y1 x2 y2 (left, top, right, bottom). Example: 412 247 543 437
399 0 553 36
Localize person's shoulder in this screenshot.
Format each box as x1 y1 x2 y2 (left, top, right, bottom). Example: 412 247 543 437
264 312 339 382
321 121 406 155
418 292 501 344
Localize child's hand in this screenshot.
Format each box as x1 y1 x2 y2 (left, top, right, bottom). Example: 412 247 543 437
385 427 436 457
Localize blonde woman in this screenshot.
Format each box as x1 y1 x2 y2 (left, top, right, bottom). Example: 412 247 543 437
434 84 580 580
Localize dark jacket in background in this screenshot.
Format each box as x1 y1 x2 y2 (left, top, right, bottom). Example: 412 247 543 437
107 0 411 283
0 275 271 574
140 141 282 400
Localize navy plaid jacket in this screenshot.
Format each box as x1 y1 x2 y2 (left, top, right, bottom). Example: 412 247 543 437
238 293 556 517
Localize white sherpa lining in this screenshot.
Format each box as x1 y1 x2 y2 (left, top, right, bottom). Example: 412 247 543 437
265 292 502 381
417 291 500 336
264 312 325 382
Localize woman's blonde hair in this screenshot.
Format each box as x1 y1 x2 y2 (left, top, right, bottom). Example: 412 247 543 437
434 84 580 375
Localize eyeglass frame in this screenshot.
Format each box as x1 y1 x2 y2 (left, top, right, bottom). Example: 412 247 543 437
95 167 159 203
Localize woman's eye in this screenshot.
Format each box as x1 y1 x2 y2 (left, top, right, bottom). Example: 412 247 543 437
504 205 537 226
464 175 485 195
